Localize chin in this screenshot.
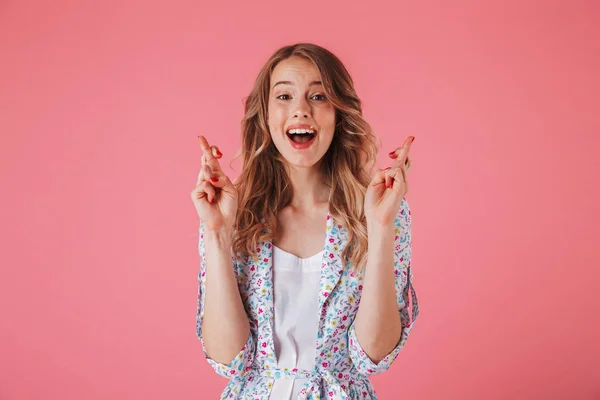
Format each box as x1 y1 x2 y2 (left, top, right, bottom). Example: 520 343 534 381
287 153 326 168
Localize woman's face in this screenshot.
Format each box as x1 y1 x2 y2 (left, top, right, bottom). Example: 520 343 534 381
267 56 336 169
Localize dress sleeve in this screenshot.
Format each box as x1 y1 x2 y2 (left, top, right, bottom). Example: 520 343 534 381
348 198 419 376
196 221 256 378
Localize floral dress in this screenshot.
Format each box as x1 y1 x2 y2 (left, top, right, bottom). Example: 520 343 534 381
196 198 419 399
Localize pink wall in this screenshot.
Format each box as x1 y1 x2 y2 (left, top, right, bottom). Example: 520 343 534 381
1 0 598 399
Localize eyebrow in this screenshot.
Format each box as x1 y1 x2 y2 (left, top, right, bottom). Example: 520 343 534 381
272 80 323 89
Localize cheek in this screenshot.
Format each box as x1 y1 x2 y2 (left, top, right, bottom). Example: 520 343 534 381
315 105 336 123
268 105 287 126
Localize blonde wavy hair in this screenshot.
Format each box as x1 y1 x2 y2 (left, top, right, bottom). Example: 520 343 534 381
231 43 381 273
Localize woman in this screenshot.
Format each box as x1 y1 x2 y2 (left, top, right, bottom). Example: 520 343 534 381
192 43 418 400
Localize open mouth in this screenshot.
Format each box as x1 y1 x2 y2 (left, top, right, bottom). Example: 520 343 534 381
286 128 316 144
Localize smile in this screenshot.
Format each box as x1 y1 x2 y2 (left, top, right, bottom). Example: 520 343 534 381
286 130 317 149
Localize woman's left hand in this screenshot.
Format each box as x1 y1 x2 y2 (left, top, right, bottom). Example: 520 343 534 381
364 136 414 225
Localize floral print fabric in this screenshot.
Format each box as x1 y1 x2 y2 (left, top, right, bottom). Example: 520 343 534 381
196 198 419 399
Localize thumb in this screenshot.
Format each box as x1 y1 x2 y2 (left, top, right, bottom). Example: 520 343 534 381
369 168 389 187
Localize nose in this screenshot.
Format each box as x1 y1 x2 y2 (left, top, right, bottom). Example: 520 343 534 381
293 98 311 119
294 110 308 118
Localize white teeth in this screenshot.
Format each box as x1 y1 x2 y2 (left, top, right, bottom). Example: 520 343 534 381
287 128 315 134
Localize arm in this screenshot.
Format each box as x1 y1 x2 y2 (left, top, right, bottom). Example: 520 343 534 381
196 222 255 378
348 198 419 375
352 218 401 363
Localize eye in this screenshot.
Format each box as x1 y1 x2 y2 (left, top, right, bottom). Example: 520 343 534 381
312 94 327 101
276 94 291 100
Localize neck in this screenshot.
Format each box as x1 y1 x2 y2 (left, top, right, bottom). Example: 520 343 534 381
285 162 331 213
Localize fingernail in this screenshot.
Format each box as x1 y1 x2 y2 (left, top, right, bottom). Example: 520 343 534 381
411 137 415 143
388 151 396 157
386 184 392 188
216 150 223 157
210 177 219 183
208 197 213 203
385 167 391 170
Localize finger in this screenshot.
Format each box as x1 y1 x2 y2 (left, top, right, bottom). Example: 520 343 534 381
191 181 215 202
210 145 223 158
196 167 204 186
394 141 413 165
392 155 412 170
387 165 406 183
203 165 230 188
198 135 212 157
199 135 211 167
198 135 217 165
384 167 392 188
191 187 206 200
197 164 213 186
192 187 206 201
198 136 225 175
198 181 217 203
198 135 211 150
397 162 409 190
369 168 388 187
399 162 409 192
389 136 415 159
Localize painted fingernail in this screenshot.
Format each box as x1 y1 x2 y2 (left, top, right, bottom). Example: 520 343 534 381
216 150 223 157
386 184 392 188
411 137 415 142
210 177 219 183
385 167 391 170
388 151 396 157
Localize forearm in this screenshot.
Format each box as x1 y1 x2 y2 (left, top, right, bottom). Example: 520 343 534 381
202 227 251 365
353 221 402 363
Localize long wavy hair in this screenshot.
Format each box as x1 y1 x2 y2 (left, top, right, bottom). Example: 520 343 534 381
231 43 380 273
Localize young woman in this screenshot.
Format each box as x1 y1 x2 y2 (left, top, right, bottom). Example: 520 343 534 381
192 43 419 400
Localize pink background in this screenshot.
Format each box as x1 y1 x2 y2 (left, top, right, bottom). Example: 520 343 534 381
1 0 599 399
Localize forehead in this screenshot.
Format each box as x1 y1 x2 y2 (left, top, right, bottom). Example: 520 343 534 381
270 56 321 86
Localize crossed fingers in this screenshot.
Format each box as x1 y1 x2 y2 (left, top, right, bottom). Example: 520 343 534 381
384 136 414 188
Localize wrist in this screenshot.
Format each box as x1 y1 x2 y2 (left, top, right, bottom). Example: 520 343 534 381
367 219 394 235
202 225 234 246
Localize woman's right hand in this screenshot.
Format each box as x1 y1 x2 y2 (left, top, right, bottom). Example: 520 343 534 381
191 135 238 232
